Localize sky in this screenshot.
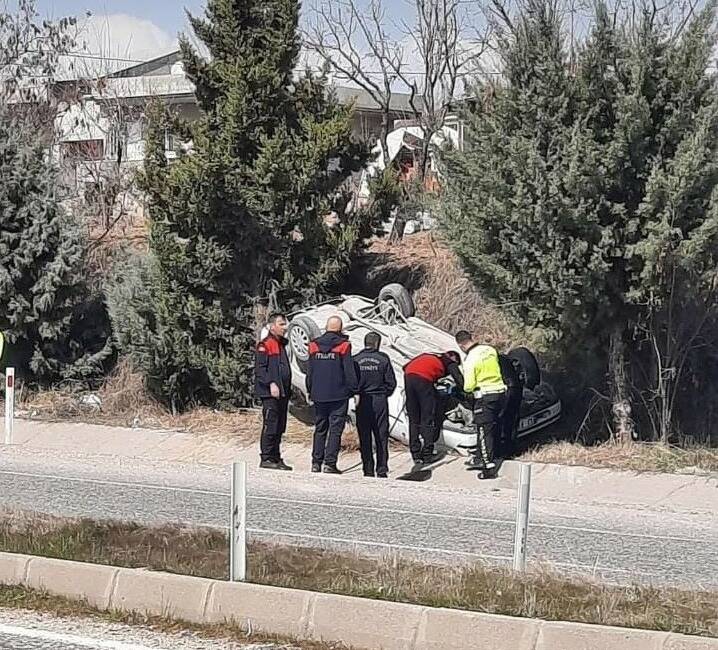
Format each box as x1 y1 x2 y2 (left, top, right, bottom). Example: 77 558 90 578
39 1 206 33
37 1 207 64
35 1 411 65
32 0 418 83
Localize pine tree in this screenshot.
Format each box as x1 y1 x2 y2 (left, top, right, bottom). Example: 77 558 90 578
441 0 718 441
0 117 113 384
109 0 371 410
442 0 586 345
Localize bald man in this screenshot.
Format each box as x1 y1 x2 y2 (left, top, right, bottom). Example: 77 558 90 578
306 316 359 474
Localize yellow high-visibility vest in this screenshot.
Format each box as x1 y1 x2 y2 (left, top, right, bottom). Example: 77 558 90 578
463 344 506 395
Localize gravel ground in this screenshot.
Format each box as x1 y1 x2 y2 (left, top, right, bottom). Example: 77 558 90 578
0 608 298 649
0 446 715 589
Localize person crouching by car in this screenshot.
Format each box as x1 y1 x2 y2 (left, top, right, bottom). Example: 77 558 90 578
306 316 359 475
255 313 292 471
354 332 397 478
455 331 507 478
403 351 464 468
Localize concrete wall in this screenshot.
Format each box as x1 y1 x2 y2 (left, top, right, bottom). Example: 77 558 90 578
0 552 715 650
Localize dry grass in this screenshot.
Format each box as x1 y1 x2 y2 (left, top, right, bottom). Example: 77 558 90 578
14 358 314 446
0 586 351 649
11 358 357 451
369 233 531 350
522 441 718 474
0 509 716 638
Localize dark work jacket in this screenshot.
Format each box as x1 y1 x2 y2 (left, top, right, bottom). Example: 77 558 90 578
498 354 522 389
404 352 464 387
354 348 397 396
306 332 359 403
254 334 292 399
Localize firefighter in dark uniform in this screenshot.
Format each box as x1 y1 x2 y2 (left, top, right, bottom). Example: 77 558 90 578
498 354 524 457
353 332 397 478
455 331 507 478
403 350 464 466
307 316 359 475
254 313 292 471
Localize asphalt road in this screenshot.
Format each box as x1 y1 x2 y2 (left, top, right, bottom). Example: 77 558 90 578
0 450 715 589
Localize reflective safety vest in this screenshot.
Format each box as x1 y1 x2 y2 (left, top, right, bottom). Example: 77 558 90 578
463 344 506 395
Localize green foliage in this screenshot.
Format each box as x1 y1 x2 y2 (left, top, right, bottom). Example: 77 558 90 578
442 0 718 438
0 118 113 385
110 0 372 410
364 168 404 229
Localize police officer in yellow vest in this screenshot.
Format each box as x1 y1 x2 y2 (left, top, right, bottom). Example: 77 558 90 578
455 330 507 478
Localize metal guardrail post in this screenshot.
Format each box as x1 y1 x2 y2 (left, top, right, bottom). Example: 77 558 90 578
230 460 247 582
512 462 532 571
4 368 14 445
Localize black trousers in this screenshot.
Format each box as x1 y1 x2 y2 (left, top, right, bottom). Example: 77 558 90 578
260 397 289 462
405 375 439 462
356 394 390 476
312 400 348 467
500 385 523 457
473 392 507 467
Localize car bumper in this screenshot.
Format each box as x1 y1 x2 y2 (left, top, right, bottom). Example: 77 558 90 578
438 400 562 451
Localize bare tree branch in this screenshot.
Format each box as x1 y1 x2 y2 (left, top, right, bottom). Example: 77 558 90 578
304 0 404 165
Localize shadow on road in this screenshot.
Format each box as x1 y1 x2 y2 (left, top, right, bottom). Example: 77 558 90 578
396 451 458 482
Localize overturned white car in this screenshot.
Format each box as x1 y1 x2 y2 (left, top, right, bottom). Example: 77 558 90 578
286 285 561 453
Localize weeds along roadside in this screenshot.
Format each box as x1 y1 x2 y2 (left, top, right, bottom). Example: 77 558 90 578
0 509 715 639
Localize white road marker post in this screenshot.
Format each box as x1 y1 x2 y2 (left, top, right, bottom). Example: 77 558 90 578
4 368 15 445
230 460 247 582
512 462 532 572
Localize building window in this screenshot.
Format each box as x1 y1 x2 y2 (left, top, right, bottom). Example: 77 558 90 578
61 139 105 162
164 129 178 152
106 125 127 163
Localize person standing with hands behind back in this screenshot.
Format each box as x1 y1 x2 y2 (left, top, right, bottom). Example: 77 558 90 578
306 316 358 475
254 313 292 471
354 332 397 478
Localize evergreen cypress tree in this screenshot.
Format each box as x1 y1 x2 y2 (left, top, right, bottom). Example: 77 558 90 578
109 0 371 410
0 118 113 384
442 0 585 344
442 0 718 440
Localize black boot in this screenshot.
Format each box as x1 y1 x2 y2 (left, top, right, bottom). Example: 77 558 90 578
259 460 283 470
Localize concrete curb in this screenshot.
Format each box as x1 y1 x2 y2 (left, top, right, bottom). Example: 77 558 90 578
0 552 715 649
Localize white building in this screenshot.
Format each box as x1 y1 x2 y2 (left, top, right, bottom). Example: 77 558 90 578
53 50 417 203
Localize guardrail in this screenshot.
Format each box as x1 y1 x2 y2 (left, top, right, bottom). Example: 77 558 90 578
228 459 533 582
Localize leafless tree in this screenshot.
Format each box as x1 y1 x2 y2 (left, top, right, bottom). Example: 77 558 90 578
307 0 491 242
54 50 155 271
385 0 490 241
0 0 79 132
304 0 405 166
394 0 485 180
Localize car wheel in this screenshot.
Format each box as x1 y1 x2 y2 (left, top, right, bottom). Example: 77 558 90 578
378 283 415 318
508 347 541 390
287 316 321 372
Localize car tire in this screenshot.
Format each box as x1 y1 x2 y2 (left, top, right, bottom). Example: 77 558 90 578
287 316 321 372
508 347 541 390
378 283 415 318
